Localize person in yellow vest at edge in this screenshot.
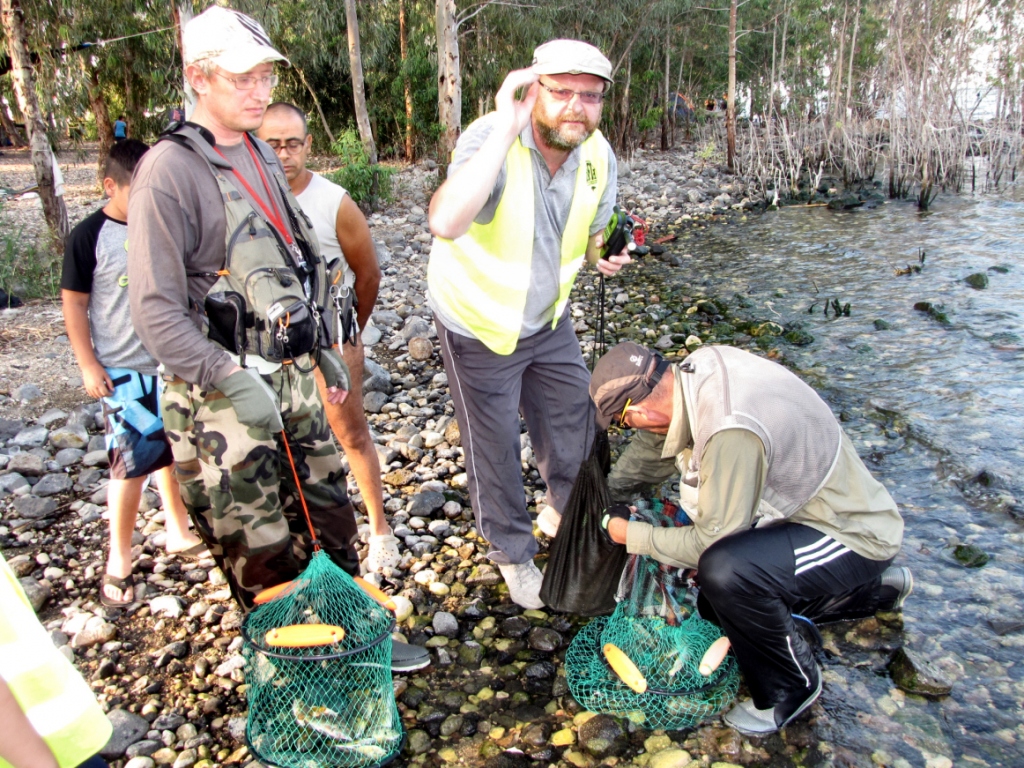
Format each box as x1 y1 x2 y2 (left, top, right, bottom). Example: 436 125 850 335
0 554 113 768
427 39 632 609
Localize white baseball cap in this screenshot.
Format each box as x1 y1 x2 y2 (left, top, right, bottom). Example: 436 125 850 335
183 6 289 73
532 39 612 84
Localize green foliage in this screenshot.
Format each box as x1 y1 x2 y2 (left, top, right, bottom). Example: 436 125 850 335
325 130 395 210
0 210 60 300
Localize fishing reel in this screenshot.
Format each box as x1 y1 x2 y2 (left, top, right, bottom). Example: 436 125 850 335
602 205 651 259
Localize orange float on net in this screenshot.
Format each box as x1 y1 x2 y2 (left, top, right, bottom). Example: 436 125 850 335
353 576 397 612
698 636 732 676
603 642 648 694
264 624 346 648
253 580 298 605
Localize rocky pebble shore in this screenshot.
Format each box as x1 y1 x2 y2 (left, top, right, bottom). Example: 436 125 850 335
0 145 956 768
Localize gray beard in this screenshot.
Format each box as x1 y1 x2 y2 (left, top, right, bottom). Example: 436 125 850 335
536 121 590 152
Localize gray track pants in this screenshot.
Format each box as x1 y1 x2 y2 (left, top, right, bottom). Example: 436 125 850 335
436 314 594 565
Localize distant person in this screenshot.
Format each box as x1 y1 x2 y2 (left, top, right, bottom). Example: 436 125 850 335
256 103 399 573
426 39 632 609
61 138 206 608
113 115 127 142
0 553 113 768
590 342 911 736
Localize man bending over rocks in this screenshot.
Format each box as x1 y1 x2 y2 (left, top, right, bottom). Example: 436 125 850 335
591 341 912 736
589 344 917 741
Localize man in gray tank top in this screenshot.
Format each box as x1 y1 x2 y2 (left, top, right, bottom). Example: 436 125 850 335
589 342 912 736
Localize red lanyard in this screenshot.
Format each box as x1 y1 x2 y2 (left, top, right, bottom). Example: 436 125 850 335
214 135 293 245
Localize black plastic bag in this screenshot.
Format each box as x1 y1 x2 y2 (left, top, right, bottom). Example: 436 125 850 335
540 428 628 616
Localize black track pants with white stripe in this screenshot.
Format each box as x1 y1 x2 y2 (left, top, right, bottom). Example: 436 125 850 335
697 522 892 709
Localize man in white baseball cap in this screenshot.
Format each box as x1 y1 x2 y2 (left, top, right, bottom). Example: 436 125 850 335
124 6 441 673
183 5 289 72
426 39 631 609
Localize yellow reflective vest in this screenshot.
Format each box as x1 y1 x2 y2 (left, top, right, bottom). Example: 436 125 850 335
428 131 609 355
0 556 112 768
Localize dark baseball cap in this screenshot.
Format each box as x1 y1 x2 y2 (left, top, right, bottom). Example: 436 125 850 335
590 342 670 429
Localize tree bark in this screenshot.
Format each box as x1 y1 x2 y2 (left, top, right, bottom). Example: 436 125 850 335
726 0 737 172
344 0 377 163
295 65 335 145
2 0 68 244
435 0 460 174
660 26 670 151
0 99 24 147
844 0 861 116
171 1 195 117
88 66 114 183
400 0 414 161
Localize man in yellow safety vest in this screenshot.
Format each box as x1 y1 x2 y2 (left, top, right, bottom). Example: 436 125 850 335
427 39 631 608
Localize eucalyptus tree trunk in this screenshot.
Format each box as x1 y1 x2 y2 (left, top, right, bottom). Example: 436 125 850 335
435 0 460 172
172 1 195 117
400 0 414 161
726 0 737 173
2 0 69 244
844 0 861 116
0 99 24 147
295 65 336 144
344 0 377 164
88 66 114 183
660 27 670 151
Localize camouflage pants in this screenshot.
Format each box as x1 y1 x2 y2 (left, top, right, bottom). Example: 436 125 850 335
162 363 359 611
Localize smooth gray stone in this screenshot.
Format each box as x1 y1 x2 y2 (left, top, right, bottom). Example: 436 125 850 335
101 709 151 759
10 425 49 448
32 473 73 497
14 495 58 519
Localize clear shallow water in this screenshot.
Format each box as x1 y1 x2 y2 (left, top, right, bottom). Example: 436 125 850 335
657 195 1024 765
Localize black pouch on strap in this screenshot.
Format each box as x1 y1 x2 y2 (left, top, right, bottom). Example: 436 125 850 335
205 291 247 354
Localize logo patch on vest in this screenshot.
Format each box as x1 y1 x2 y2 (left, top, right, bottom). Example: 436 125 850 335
586 160 597 190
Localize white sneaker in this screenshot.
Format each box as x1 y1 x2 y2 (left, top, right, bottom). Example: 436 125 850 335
497 560 545 609
536 505 562 538
366 533 402 573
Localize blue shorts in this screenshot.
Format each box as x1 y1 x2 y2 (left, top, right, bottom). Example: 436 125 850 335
101 368 173 480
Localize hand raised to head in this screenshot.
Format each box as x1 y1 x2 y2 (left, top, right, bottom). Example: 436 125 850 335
494 68 540 135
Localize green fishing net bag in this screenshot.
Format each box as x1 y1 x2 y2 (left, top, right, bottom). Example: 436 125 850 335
242 550 402 768
565 500 739 730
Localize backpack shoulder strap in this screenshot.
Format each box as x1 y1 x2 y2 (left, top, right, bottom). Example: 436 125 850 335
160 123 233 170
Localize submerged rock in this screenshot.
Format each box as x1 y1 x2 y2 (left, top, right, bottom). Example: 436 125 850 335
950 543 990 567
887 647 954 697
964 272 989 289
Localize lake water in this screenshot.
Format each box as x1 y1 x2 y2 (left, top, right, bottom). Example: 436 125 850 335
646 193 1024 766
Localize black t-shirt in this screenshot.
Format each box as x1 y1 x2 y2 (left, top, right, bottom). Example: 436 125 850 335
61 208 115 293
62 208 158 372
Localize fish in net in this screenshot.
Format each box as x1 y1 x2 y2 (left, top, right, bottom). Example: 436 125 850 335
564 498 739 730
243 551 403 767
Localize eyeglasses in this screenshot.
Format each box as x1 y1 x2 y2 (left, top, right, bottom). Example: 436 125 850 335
215 71 279 91
539 81 605 106
617 398 632 428
265 138 307 154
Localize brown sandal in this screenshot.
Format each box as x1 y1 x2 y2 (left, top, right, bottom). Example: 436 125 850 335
100 573 134 607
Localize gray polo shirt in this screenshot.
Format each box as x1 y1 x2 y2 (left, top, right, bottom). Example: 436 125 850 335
429 113 618 339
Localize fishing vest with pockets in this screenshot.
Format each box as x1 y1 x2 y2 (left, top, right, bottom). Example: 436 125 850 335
164 124 333 366
428 130 609 355
679 346 843 522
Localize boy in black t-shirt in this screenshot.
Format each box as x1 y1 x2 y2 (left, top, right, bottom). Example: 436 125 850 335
61 140 205 607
